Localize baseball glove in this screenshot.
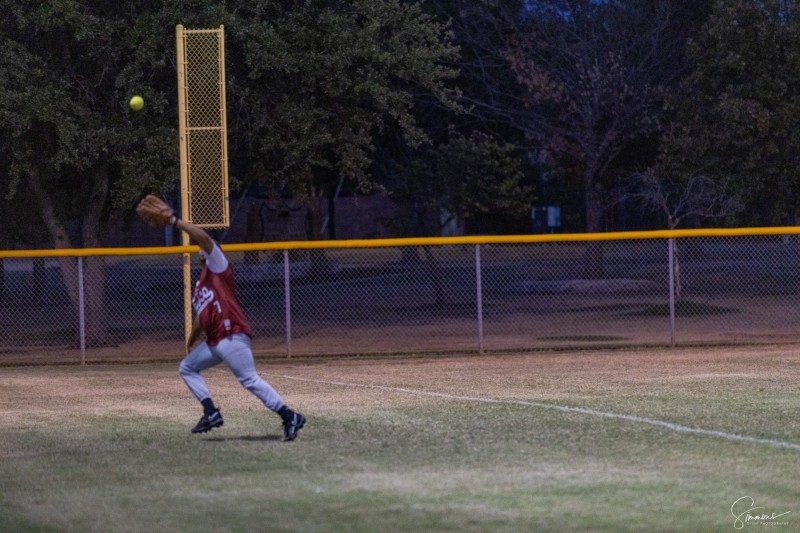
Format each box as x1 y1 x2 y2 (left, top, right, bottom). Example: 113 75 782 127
136 195 178 227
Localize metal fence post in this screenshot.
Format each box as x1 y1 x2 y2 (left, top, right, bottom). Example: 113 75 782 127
283 249 292 358
668 238 676 347
476 244 484 354
77 257 86 364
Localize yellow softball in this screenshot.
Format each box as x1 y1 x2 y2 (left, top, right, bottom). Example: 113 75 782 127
129 95 144 111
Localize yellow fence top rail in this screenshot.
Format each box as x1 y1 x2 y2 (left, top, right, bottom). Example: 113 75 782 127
1 226 799 259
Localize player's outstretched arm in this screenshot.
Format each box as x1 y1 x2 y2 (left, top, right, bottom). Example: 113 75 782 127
174 219 214 256
135 194 214 255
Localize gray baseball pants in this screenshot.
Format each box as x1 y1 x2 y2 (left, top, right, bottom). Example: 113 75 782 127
179 333 285 412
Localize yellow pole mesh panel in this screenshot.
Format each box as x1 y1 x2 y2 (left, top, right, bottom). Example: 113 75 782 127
176 25 230 347
176 25 229 228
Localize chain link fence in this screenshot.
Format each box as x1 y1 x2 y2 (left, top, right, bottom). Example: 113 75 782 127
2 231 800 365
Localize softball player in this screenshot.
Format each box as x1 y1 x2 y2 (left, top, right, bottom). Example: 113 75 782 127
173 213 305 441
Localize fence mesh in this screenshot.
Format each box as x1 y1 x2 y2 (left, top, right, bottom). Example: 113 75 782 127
179 26 228 227
2 234 800 365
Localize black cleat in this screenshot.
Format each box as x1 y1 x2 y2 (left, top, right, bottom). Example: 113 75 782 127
191 409 224 434
282 412 305 441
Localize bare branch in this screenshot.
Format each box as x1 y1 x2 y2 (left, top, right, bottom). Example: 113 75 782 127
623 170 744 229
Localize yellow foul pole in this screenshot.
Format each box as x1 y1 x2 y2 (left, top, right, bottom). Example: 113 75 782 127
176 24 192 349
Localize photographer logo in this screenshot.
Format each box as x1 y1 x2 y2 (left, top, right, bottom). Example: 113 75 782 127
731 496 791 529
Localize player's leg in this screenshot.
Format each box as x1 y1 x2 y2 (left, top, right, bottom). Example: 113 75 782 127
215 334 305 440
214 334 284 409
179 342 224 433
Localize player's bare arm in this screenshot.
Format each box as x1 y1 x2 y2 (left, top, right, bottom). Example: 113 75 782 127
174 219 214 256
135 194 214 254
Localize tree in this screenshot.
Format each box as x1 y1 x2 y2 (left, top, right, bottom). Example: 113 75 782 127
624 171 743 298
505 1 706 229
414 1 711 276
386 129 532 236
0 0 193 345
504 1 712 276
626 172 743 231
213 0 463 276
656 0 800 226
229 1 461 236
0 0 466 341
381 129 532 303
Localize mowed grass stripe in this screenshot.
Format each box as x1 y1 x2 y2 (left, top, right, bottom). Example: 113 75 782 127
277 374 800 452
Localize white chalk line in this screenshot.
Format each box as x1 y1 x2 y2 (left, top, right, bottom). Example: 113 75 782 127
277 375 800 452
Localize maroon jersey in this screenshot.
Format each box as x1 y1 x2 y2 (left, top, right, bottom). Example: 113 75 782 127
192 262 253 347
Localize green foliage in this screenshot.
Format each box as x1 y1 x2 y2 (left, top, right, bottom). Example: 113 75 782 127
230 0 461 198
658 0 800 224
0 0 467 244
430 130 532 220
384 130 532 235
0 0 181 215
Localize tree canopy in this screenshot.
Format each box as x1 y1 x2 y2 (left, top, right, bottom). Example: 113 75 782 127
0 0 475 247
655 0 800 225
227 0 466 239
482 0 708 232
5 0 800 246
0 0 482 342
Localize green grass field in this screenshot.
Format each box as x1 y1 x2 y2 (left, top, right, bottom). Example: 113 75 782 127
1 346 799 532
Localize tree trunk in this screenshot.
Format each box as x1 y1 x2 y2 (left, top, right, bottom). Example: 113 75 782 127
583 176 605 279
422 246 445 306
81 255 109 346
80 164 111 346
327 188 337 240
33 257 46 302
305 191 330 276
667 219 683 303
244 203 261 265
29 172 81 343
400 247 421 265
29 166 110 347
